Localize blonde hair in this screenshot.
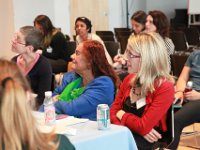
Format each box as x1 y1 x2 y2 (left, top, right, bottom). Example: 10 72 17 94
0 59 58 150
127 32 174 96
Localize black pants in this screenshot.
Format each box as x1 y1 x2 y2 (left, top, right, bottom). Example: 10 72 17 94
133 130 169 150
168 100 200 149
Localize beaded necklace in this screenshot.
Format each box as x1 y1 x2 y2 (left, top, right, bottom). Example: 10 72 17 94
132 80 141 97
132 87 141 97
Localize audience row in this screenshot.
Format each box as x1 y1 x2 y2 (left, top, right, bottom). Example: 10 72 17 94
2 9 200 150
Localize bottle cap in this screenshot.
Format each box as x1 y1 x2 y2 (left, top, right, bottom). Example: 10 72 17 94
45 91 52 97
187 81 193 88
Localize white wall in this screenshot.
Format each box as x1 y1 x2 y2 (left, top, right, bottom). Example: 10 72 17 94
12 0 188 33
108 0 124 30
54 0 70 34
12 0 126 35
13 0 55 30
146 0 187 19
127 0 146 28
108 0 146 29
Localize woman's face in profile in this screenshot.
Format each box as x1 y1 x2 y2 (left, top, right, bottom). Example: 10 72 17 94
11 31 27 54
71 43 90 74
125 48 141 73
75 21 88 37
34 23 44 34
131 20 144 34
145 15 157 32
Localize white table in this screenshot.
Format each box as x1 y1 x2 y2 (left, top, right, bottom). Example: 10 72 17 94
66 121 138 150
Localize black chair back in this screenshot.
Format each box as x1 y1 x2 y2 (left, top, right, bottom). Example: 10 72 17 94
100 35 115 42
66 41 76 58
104 41 120 59
152 105 175 149
170 53 190 77
184 27 200 46
170 31 188 51
114 28 131 34
96 31 114 36
117 36 129 54
96 31 115 42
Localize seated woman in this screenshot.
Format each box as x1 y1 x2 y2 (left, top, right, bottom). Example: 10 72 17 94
168 50 200 149
145 10 175 68
0 59 75 150
75 16 113 65
40 40 120 121
11 26 52 107
113 10 147 79
110 32 174 150
34 15 69 73
131 10 147 35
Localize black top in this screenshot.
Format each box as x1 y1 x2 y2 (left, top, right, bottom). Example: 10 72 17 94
12 55 52 106
123 97 145 117
43 31 70 61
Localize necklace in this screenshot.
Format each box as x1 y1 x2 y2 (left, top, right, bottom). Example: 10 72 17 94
132 87 141 97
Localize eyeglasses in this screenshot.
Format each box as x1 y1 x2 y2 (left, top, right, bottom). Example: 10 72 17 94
12 33 26 46
16 41 26 46
125 50 140 59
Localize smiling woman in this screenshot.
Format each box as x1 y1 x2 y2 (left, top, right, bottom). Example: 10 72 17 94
39 40 121 121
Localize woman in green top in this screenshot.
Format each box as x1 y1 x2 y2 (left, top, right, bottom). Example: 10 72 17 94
0 59 75 150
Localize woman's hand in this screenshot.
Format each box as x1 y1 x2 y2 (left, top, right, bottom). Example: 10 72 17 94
175 91 184 101
53 95 60 102
143 129 162 143
174 91 184 105
184 90 200 101
113 55 127 65
116 110 125 120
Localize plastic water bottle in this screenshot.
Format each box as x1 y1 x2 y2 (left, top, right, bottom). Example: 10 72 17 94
44 91 56 125
184 81 193 93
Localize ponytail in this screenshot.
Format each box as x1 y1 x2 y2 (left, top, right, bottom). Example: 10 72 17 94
0 76 30 150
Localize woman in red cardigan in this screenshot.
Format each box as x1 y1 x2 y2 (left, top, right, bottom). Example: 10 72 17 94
110 32 174 150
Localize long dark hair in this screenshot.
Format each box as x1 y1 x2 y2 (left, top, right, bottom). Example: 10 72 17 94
34 15 57 48
148 10 170 38
131 10 147 32
82 40 121 88
34 15 55 36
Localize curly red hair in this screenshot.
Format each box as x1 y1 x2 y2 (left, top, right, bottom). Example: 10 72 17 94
82 40 121 88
